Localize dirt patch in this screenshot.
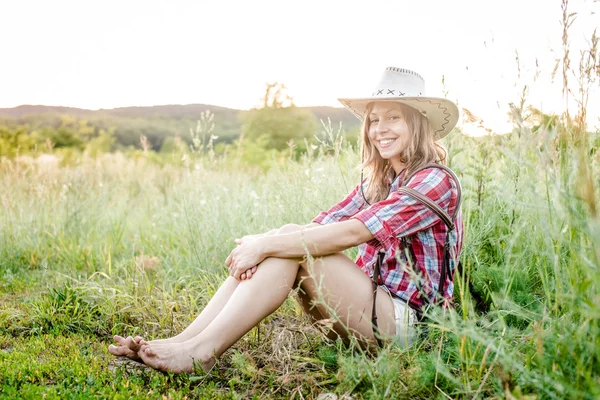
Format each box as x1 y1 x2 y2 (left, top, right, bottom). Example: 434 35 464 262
108 356 156 375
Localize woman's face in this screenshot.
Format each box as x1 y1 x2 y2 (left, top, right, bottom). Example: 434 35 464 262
367 102 411 163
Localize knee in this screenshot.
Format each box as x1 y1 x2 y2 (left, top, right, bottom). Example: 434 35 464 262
277 223 303 234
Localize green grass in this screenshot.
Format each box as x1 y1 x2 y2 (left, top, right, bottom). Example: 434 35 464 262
1 126 599 399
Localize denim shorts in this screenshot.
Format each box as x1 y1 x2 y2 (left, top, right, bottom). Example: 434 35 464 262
380 285 418 347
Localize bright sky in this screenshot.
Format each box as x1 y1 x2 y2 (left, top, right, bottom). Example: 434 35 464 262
1 0 599 133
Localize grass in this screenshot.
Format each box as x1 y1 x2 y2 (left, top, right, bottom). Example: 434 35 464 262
2 3 600 392
1 122 599 399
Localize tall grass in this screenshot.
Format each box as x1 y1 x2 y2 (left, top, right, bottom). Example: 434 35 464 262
1 3 599 398
1 115 599 398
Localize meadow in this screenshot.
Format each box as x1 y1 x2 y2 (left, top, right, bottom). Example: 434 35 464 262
1 112 599 399
1 1 599 395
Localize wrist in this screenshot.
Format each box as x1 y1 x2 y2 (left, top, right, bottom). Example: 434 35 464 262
259 236 274 258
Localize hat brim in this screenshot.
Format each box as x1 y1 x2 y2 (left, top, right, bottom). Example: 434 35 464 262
338 96 459 139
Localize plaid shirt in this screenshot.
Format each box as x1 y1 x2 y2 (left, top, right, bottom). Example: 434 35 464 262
312 167 463 309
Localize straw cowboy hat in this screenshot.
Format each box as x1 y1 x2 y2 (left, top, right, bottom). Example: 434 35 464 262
338 67 459 139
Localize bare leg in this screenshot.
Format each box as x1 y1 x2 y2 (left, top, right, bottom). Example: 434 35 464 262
110 225 302 359
294 268 346 342
108 275 241 358
138 251 396 373
109 262 336 360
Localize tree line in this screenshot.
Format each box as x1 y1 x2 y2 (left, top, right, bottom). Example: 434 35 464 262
0 83 361 159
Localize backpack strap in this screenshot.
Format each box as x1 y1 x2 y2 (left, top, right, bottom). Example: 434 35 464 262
371 250 386 348
371 163 463 344
396 187 455 230
401 164 488 315
401 163 463 222
399 163 462 313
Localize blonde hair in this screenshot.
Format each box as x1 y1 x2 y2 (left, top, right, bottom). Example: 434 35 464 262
361 102 447 203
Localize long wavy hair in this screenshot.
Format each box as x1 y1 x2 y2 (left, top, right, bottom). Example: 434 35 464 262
361 102 447 203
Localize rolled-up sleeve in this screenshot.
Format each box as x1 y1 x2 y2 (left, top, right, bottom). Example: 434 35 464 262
312 182 366 225
351 169 453 248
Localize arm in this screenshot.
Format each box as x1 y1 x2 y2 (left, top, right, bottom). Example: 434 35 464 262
264 168 452 260
225 219 372 279
272 223 321 234
265 170 453 258
239 222 321 242
261 219 373 259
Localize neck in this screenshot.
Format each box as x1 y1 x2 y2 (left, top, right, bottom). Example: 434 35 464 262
390 159 405 175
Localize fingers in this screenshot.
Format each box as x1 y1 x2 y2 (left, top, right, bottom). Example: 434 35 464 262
233 266 244 280
225 247 238 268
246 266 258 279
240 266 259 281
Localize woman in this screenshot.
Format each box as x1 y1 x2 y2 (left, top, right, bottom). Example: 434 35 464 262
108 67 463 374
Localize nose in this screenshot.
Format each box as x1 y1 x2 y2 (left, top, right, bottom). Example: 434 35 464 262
370 120 389 137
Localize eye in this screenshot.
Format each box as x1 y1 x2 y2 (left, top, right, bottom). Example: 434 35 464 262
389 115 401 121
370 118 379 124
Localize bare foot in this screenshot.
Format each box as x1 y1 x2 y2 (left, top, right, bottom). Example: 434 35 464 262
138 341 215 374
108 335 183 361
108 335 144 361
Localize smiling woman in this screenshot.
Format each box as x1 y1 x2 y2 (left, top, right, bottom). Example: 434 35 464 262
362 102 448 204
108 67 464 375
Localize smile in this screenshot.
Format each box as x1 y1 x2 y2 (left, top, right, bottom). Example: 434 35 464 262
378 139 396 148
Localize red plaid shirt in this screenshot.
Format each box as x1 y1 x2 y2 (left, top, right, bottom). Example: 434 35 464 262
312 167 463 309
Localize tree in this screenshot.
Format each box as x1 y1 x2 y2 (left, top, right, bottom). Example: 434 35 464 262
241 83 316 151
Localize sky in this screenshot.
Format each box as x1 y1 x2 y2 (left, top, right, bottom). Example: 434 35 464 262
1 0 599 133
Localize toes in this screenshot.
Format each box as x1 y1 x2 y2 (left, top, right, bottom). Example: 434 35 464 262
133 336 147 348
108 344 137 359
113 335 145 353
113 335 125 344
114 335 132 346
113 335 133 348
117 336 134 350
126 336 142 351
138 345 166 372
108 344 122 356
141 344 156 357
138 345 152 364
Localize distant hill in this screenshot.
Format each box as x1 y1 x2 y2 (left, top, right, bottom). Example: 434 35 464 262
0 104 243 121
0 105 96 118
0 104 361 151
0 104 360 128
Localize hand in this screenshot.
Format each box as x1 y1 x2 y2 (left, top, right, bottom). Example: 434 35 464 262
225 237 267 280
235 235 261 280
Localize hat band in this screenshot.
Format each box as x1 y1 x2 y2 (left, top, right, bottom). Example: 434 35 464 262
371 88 424 97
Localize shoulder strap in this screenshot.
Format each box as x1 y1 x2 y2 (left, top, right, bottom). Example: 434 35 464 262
397 187 455 230
400 163 462 227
